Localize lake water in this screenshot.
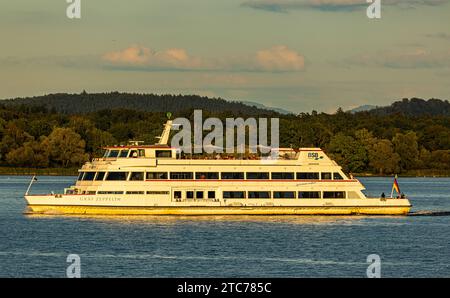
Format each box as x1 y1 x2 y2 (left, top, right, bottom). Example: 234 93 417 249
0 176 449 277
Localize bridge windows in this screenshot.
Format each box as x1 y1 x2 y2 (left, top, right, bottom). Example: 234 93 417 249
119 150 129 158
108 150 120 158
129 150 138 158
82 172 96 181
77 173 84 181
271 172 294 180
333 173 344 180
297 172 320 180
95 172 106 181
103 148 146 158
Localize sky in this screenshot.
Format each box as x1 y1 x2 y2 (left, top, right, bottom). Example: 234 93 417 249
0 0 449 113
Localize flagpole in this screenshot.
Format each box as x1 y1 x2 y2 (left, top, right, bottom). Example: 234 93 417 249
25 175 36 196
390 174 399 198
390 174 396 198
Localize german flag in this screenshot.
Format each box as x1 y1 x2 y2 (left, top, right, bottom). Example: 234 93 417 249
392 175 401 197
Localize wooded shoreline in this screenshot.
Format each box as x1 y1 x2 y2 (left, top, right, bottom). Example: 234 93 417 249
2 94 450 176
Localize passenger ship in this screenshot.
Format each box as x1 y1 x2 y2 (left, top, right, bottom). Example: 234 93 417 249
24 120 411 215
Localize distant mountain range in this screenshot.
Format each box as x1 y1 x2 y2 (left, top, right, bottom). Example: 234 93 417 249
240 100 293 115
348 105 378 113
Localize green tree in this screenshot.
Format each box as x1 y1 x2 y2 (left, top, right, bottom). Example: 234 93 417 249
0 118 6 139
6 140 49 167
368 139 400 175
109 123 133 142
87 128 116 157
42 127 89 167
0 123 34 161
416 147 431 169
310 122 333 148
392 131 419 171
429 150 450 170
68 117 116 156
27 119 55 139
68 116 95 139
327 133 367 173
355 128 377 149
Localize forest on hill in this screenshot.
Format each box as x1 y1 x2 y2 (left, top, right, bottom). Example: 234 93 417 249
369 98 450 116
1 93 450 176
2 92 278 116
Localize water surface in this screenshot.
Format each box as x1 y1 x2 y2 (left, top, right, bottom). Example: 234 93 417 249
0 176 449 277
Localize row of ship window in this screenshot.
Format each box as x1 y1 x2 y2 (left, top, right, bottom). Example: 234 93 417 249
103 149 171 158
78 171 345 181
87 190 346 199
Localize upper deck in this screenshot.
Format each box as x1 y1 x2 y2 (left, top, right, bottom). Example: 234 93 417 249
90 145 338 167
82 119 341 172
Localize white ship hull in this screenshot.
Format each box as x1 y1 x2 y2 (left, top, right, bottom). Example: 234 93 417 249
25 194 411 215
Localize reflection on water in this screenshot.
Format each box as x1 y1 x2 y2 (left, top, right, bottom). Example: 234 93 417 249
1 175 450 277
25 213 374 226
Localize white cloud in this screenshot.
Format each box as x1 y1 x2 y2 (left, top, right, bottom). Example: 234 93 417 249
255 46 305 71
102 45 305 72
102 45 207 70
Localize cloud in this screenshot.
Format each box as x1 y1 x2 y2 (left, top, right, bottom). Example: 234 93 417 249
255 45 305 71
346 48 450 69
102 45 207 70
102 45 305 72
241 0 449 13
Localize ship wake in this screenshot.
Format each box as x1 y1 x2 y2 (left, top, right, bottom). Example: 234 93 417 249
408 210 450 216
